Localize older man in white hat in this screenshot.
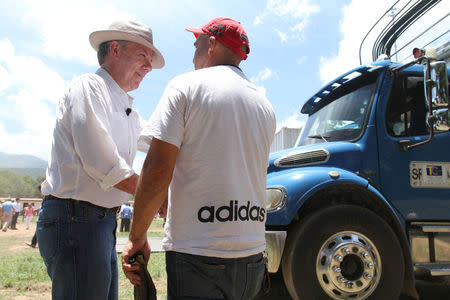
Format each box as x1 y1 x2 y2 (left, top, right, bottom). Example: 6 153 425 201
37 20 164 300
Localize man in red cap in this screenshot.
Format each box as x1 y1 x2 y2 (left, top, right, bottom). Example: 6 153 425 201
122 17 276 299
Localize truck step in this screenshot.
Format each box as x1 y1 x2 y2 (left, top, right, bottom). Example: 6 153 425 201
411 222 450 233
415 263 450 276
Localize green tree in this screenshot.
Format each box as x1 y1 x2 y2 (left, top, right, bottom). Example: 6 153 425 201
0 170 45 198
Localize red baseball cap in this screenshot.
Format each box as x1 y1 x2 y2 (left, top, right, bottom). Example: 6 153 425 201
185 17 250 60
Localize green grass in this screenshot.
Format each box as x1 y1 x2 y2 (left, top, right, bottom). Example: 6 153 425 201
0 231 51 300
117 217 165 238
0 253 49 288
0 251 167 300
0 217 167 300
119 252 167 300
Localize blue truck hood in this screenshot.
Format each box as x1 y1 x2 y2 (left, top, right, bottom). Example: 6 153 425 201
266 142 370 225
268 142 363 174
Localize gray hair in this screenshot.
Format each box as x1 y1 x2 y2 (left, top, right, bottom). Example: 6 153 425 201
97 40 127 65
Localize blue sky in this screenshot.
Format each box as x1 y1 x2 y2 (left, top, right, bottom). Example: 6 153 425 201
0 0 440 171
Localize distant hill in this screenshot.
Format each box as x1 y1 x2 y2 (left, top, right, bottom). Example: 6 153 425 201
1 168 46 178
0 153 47 178
0 152 47 168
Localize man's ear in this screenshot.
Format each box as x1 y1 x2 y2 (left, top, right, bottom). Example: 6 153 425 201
109 41 122 58
207 36 216 56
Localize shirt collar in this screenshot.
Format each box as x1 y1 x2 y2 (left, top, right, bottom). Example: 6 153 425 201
96 68 134 106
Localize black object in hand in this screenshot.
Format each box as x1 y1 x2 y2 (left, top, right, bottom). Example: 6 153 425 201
128 251 157 300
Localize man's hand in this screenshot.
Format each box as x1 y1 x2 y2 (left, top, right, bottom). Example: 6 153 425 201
121 238 151 286
158 197 168 218
114 173 139 195
122 138 178 286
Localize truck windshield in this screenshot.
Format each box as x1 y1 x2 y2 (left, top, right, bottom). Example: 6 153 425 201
297 77 377 146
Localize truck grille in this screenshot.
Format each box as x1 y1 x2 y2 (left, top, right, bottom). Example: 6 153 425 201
274 149 329 167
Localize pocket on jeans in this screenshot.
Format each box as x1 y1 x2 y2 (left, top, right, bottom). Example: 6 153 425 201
36 219 60 263
177 255 226 298
88 205 108 220
241 257 265 300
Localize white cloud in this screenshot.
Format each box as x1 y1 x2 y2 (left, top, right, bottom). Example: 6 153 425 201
7 90 55 133
0 0 140 159
22 0 135 66
296 56 306 65
251 67 276 83
251 68 278 97
276 30 288 42
276 112 305 131
291 20 306 33
0 65 11 93
0 38 65 160
0 122 52 161
266 0 319 19
0 39 66 104
318 0 393 84
253 15 265 26
255 0 320 42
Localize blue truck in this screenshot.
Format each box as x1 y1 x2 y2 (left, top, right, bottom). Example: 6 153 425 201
263 52 449 299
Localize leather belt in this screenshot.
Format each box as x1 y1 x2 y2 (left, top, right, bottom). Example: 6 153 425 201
43 195 120 214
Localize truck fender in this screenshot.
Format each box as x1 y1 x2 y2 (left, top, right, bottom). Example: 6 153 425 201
365 184 419 300
267 167 369 225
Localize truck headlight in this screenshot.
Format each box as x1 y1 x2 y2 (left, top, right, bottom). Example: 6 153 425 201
266 186 287 212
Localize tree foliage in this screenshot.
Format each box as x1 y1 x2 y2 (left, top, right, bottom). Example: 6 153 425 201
0 170 45 198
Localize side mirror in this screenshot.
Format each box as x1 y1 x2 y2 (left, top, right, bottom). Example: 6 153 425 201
424 60 449 131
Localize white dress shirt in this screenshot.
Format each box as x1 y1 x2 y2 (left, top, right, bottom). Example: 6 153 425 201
41 68 148 208
13 202 20 213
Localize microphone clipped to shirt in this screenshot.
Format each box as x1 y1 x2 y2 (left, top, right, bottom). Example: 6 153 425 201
125 108 132 116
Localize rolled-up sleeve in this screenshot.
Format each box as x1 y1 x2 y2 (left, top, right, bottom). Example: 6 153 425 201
69 76 134 190
137 115 151 153
147 83 186 149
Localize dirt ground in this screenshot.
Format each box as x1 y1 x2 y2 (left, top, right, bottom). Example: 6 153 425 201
7 219 448 300
0 218 166 300
2 217 34 234
1 218 39 248
0 219 52 300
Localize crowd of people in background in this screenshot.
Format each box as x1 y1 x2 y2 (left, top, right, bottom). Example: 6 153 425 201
0 197 135 234
1 198 38 232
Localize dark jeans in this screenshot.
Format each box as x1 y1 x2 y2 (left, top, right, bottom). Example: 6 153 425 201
166 251 265 300
30 232 37 246
120 218 130 232
36 198 118 300
10 212 19 229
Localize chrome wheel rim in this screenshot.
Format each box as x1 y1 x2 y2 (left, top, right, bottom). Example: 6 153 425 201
316 231 381 299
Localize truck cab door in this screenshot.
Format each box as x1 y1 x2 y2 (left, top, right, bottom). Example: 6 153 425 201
377 73 450 221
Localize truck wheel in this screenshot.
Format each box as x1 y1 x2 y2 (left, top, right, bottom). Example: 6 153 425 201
281 205 404 300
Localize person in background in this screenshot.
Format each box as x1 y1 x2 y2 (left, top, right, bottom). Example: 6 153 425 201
122 17 276 300
120 203 133 232
0 200 3 229
27 185 43 248
1 199 13 232
36 20 164 300
9 198 20 230
24 203 35 230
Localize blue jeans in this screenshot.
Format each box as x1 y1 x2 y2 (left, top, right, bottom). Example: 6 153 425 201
36 198 118 300
166 251 266 300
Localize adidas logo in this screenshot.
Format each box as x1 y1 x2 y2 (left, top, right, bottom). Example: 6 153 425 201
197 200 265 223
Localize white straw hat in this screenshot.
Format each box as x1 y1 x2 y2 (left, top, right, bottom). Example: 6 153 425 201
89 20 165 69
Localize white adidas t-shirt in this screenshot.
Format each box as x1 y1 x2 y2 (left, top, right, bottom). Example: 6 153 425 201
147 65 276 258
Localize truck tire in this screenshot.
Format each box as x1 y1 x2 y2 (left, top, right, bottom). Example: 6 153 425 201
281 205 404 300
